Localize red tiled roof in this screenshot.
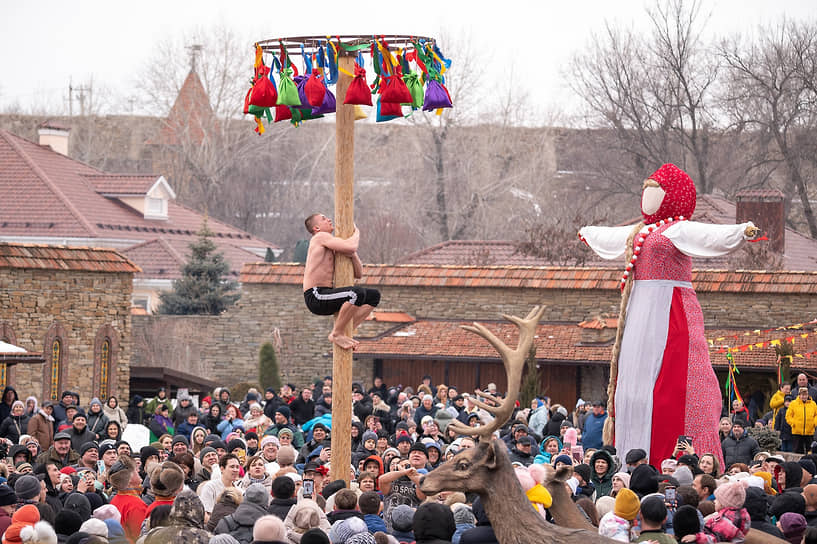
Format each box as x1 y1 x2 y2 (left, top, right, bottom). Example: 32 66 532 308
240 263 817 294
158 71 214 146
0 242 140 274
82 173 162 195
367 311 415 323
354 319 817 371
0 129 276 279
396 195 817 271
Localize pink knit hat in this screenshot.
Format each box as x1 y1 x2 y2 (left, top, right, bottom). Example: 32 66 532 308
714 481 746 509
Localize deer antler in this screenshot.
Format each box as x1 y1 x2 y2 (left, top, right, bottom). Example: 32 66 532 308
447 305 546 439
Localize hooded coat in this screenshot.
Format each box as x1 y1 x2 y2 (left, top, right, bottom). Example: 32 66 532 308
102 397 128 429
0 409 29 443
543 411 566 438
744 487 784 538
28 407 54 450
214 499 269 544
126 395 145 425
0 386 18 423
590 449 616 498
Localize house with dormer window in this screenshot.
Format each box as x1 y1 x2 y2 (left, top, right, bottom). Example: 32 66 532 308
0 124 278 313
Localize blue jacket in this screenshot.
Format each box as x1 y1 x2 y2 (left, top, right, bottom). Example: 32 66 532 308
582 411 607 450
364 513 388 534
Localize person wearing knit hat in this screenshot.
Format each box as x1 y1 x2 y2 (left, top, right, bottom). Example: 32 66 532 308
254 514 289 543
754 471 777 496
614 488 640 521
673 505 704 542
672 465 694 487
628 464 659 497
705 481 751 543
213 482 270 542
346 533 376 544
771 491 806 519
388 505 415 542
79 517 108 538
12 474 40 503
611 472 631 496
743 487 784 538
18 520 58 544
598 488 639 541
2 504 39 544
780 512 808 544
301 528 331 544
660 458 677 474
329 516 368 544
412 502 456 544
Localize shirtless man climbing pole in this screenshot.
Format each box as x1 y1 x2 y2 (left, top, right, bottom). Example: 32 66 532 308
302 213 381 350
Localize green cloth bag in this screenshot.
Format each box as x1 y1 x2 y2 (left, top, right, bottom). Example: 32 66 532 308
276 68 302 107
403 70 424 108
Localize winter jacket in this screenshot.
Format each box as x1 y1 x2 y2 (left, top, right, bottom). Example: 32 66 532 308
215 500 269 544
533 435 562 465
598 511 632 542
173 396 198 427
149 414 174 439
28 409 54 450
126 395 145 425
775 406 794 440
36 445 80 469
69 425 98 452
703 507 750 543
413 404 438 426
721 429 760 467
770 390 787 430
527 404 550 439
86 409 109 440
0 413 29 443
144 395 174 420
582 411 607 450
217 417 245 440
590 449 616 498
0 386 18 423
289 394 315 426
314 399 332 418
268 497 297 520
786 397 817 436
103 399 128 429
364 513 388 534
543 411 566 438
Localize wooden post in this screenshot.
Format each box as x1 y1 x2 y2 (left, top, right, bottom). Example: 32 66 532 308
330 52 356 485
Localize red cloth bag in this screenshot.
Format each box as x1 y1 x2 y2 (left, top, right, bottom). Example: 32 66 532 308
343 64 373 106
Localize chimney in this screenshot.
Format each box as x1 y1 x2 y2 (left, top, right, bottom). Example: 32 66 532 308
735 189 786 252
37 121 70 156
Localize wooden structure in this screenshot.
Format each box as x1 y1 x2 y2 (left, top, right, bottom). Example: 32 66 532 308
255 35 435 484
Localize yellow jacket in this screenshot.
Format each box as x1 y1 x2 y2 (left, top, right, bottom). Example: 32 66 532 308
770 390 786 430
785 397 817 436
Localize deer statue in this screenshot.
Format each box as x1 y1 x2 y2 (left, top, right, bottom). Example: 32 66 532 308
420 306 617 544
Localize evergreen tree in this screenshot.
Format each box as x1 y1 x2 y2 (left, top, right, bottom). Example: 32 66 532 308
158 219 240 315
520 344 543 408
259 342 282 392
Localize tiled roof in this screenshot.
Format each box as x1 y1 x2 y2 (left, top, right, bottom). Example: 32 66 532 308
396 195 817 271
82 173 160 195
124 237 266 279
353 319 817 371
0 242 140 274
240 263 817 294
0 129 276 279
158 71 214 146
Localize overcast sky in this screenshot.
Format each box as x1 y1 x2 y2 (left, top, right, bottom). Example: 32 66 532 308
1 0 815 118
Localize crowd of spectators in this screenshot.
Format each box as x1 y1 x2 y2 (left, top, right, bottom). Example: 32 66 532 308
1 372 817 544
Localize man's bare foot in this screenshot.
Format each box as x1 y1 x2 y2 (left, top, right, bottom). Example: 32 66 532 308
328 332 359 350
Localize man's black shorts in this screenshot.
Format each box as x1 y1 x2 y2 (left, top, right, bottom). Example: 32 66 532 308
304 286 381 316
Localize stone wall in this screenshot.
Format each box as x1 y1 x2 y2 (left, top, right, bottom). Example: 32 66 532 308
131 278 816 397
0 269 133 403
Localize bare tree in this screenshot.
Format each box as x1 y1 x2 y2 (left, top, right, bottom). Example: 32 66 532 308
720 20 817 238
568 0 721 195
134 24 250 118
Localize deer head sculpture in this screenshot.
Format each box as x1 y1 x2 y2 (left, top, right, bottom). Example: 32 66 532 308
420 306 617 544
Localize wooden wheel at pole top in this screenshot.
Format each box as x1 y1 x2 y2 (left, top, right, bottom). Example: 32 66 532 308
247 33 452 485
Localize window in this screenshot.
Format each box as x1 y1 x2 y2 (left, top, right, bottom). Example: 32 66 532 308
42 322 67 401
94 325 119 399
49 340 61 401
145 196 167 219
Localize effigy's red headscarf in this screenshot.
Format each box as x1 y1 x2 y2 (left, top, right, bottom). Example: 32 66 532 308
642 163 697 224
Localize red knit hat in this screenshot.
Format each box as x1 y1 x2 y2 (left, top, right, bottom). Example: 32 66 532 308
642 163 697 224
2 504 39 544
